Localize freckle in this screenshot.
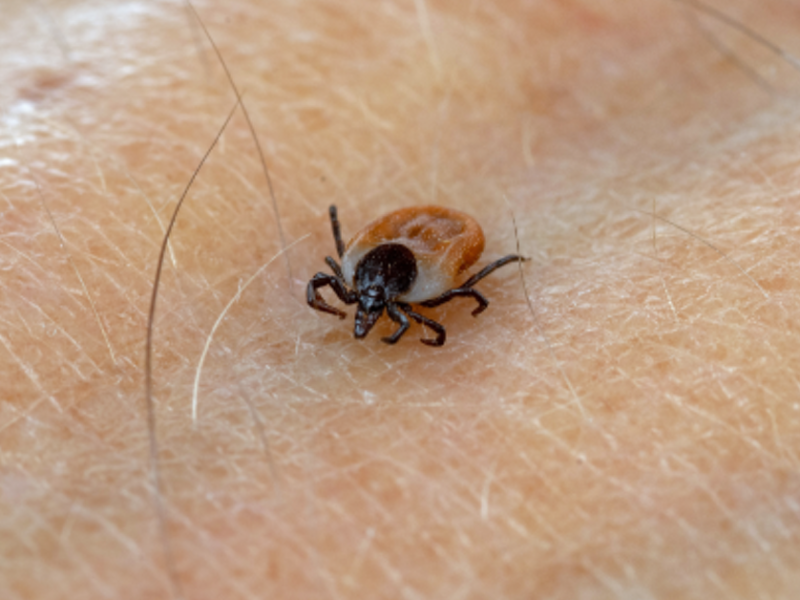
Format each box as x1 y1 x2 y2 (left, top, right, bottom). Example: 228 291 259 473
16 67 77 103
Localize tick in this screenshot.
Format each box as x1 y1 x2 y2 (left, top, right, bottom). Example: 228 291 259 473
307 205 526 346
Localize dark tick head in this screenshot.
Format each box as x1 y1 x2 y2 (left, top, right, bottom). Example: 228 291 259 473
354 287 385 339
352 243 417 339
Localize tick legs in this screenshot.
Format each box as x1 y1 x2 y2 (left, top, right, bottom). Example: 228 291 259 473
398 303 446 347
420 288 489 316
420 254 527 316
325 256 345 280
382 303 446 346
328 205 346 259
307 273 356 318
382 303 410 344
462 254 527 288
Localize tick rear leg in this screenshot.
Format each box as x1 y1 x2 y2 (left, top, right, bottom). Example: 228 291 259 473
461 254 527 288
420 288 489 316
398 303 446 346
382 303 410 344
421 254 527 316
307 273 356 318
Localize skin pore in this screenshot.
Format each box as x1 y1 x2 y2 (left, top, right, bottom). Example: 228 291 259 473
2 0 800 598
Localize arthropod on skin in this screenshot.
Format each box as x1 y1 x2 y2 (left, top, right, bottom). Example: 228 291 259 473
307 204 527 346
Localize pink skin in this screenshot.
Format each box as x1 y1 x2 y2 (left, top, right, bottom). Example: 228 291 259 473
2 1 800 598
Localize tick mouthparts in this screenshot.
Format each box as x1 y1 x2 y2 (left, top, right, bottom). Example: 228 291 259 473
354 307 382 339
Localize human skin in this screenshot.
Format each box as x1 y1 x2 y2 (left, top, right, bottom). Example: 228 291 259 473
2 0 800 598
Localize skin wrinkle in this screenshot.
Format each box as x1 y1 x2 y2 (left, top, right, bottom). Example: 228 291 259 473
2 0 800 598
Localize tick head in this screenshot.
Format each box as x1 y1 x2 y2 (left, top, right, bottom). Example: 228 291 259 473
352 242 417 340
354 287 385 339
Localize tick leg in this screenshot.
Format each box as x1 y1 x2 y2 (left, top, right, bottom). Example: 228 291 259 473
421 254 527 316
461 254 527 288
307 272 356 319
382 303 410 344
325 256 345 280
329 205 346 259
398 303 446 347
419 288 489 316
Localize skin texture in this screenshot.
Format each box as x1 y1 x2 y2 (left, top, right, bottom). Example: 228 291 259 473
1 0 800 598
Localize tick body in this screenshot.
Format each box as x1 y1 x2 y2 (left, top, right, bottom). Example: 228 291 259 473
307 205 526 346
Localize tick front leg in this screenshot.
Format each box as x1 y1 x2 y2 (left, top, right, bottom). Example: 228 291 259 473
325 256 345 280
419 288 489 316
398 303 446 346
307 273 356 319
328 205 346 259
382 303 410 344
